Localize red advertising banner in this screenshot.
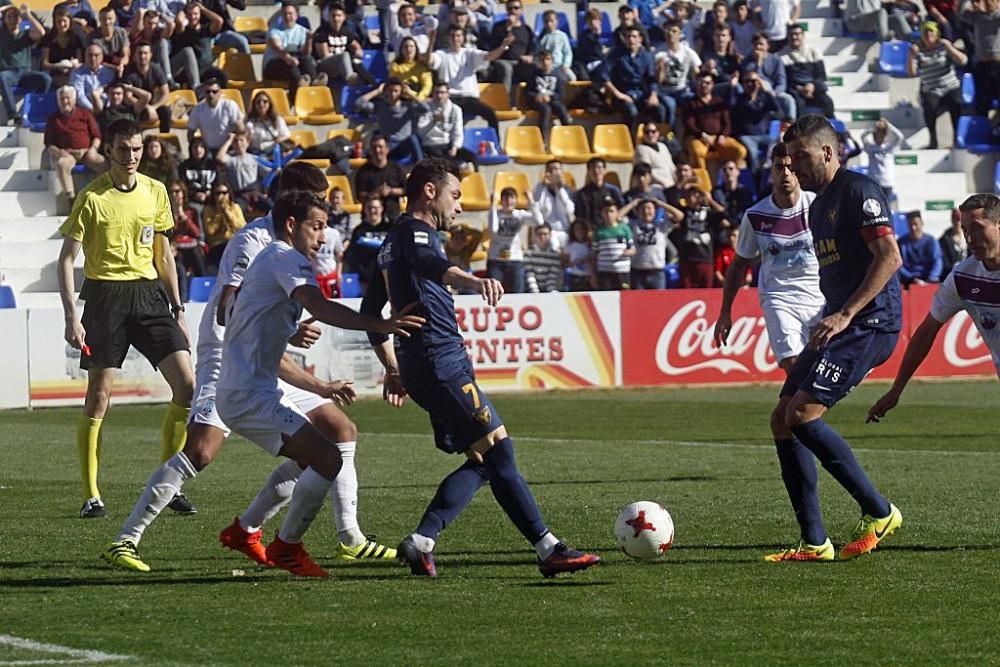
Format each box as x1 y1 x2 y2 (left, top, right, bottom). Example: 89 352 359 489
906 284 997 378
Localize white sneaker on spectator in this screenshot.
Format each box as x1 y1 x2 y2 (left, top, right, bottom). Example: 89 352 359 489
314 72 328 86
298 74 312 88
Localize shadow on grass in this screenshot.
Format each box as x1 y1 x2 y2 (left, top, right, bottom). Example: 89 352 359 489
363 476 722 491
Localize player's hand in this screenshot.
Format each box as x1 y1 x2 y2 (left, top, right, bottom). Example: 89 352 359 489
65 318 86 349
289 317 322 348
809 311 850 349
383 371 407 408
380 302 425 337
477 277 504 306
713 310 732 349
325 379 357 406
866 388 901 423
174 309 190 343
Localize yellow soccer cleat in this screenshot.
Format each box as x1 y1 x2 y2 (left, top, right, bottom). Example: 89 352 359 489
764 539 835 562
839 503 902 560
335 538 397 561
101 539 151 573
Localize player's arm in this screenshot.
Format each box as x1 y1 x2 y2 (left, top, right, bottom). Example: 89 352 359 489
292 284 424 336
359 265 409 407
58 236 86 348
866 312 945 422
152 231 189 339
278 353 356 406
443 266 504 306
713 253 755 348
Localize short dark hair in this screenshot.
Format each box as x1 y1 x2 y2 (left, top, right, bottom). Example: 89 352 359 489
202 76 222 89
782 113 839 148
545 159 562 170
328 1 346 12
771 141 790 160
536 222 552 232
905 210 923 222
587 156 606 170
632 162 652 177
500 186 518 199
278 161 329 195
280 2 298 10
733 0 749 8
959 194 1000 220
272 190 329 236
405 158 460 203
542 9 557 20
385 77 404 88
105 119 141 147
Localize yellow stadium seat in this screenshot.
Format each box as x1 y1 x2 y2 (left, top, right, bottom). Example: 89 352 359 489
255 87 298 125
295 86 344 125
327 128 366 168
538 167 575 190
504 126 552 165
290 129 318 148
478 83 522 121
605 170 622 189
459 172 490 211
234 16 269 54
295 158 332 169
493 172 531 208
593 123 635 163
153 132 182 155
26 0 67 11
549 125 595 164
166 89 197 129
633 122 673 147
219 88 246 114
326 175 362 214
691 167 712 194
219 50 271 90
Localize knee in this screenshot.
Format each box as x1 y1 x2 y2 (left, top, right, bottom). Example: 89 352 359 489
784 402 814 429
184 445 213 471
769 404 787 435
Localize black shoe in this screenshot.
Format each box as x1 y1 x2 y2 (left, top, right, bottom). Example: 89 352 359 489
167 492 197 515
80 497 107 519
538 543 601 579
397 536 436 577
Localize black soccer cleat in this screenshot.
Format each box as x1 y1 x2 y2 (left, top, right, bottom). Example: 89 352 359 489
538 543 601 579
397 536 437 577
80 497 107 519
167 492 197 515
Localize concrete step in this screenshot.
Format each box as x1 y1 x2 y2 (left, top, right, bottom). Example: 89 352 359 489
835 103 923 130
826 71 887 93
886 149 961 174
0 191 60 217
0 169 53 192
0 265 82 294
0 217 65 242
892 173 968 199
829 90 892 111
0 239 83 269
0 126 19 148
12 291 66 309
902 201 966 237
0 146 30 170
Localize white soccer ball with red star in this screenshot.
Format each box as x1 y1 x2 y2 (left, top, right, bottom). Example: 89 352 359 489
614 501 674 561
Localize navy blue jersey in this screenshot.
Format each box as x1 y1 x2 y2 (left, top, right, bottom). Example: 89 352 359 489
361 214 468 378
809 169 902 332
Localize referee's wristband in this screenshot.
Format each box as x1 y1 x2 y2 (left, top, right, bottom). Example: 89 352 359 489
171 304 185 314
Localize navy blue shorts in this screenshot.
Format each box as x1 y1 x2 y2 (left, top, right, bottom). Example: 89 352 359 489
403 367 504 454
780 324 898 407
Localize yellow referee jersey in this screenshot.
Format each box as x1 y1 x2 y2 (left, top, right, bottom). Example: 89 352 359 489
59 172 173 281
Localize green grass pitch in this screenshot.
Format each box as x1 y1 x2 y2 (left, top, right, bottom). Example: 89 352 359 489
1 380 998 665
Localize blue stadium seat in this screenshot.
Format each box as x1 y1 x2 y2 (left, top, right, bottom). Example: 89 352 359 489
664 264 681 289
534 10 573 39
956 116 1000 153
340 273 362 298
830 118 847 134
892 210 908 237
994 161 1000 194
578 9 613 45
361 49 388 83
961 71 975 105
188 276 216 303
768 119 782 141
0 284 16 309
463 127 509 165
843 26 878 40
339 85 374 122
878 41 910 77
22 92 56 132
847 164 868 175
492 12 507 27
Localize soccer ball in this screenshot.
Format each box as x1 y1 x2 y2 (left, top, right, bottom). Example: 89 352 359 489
614 501 674 561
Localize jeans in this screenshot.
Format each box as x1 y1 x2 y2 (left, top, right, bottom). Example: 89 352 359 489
615 92 668 133
263 55 318 99
531 99 571 143
170 47 201 89
214 30 251 55
388 134 424 164
0 69 52 119
920 87 962 148
739 134 773 172
775 91 797 120
452 95 499 133
631 268 666 290
487 259 525 293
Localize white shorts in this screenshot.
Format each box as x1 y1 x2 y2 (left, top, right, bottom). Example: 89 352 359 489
763 300 823 363
216 386 311 456
190 376 331 439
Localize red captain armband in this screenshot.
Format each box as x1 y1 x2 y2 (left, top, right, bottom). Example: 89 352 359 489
860 225 894 243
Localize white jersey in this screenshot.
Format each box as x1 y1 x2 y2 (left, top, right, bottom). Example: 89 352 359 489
736 191 824 310
218 241 317 392
312 227 344 276
930 256 1000 377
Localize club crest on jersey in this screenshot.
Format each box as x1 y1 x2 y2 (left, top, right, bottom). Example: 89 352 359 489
473 406 492 425
140 225 154 244
862 198 881 218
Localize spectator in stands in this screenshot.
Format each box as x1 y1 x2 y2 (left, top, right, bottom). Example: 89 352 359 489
354 134 407 221
654 20 700 128
742 32 794 120
861 117 903 205
712 160 754 226
665 159 699 206
631 197 681 289
245 89 291 156
264 3 323 98
843 0 892 41
887 0 921 38
489 0 534 107
356 79 424 163
752 0 800 52
730 0 756 58
938 207 966 278
202 181 246 268
326 187 352 239
732 66 779 172
524 51 572 148
42 8 84 86
700 24 741 98
107 0 137 32
416 81 476 171
683 72 748 172
215 130 266 215
608 27 666 132
564 218 593 291
445 222 484 272
314 2 372 87
124 42 169 132
0 5 52 121
343 194 391 292
45 85 104 204
673 0 704 49
575 156 625 227
90 6 130 76
533 159 576 247
635 122 677 189
201 0 250 55
139 134 179 185
898 210 943 285
575 8 610 83
538 10 574 81
390 37 433 99
926 0 961 42
960 0 1000 116
170 1 224 91
438 3 480 49
697 1 730 53
129 10 175 87
672 186 727 287
779 24 834 117
525 224 564 293
590 196 637 290
487 187 543 293
186 77 244 152
428 25 509 133
625 162 667 211
93 79 150 135
168 180 208 279
71 43 116 111
386 1 439 54
908 21 966 149
614 4 651 49
312 220 345 298
178 137 216 208
713 226 748 286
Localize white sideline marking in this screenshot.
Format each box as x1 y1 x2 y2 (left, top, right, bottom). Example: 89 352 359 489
360 432 1000 457
0 635 131 665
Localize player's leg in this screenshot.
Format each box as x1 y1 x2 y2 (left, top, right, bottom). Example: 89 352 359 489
77 367 116 518
222 458 302 566
156 350 195 463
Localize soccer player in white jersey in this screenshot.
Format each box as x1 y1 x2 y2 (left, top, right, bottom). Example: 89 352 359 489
868 193 1000 421
102 165 399 574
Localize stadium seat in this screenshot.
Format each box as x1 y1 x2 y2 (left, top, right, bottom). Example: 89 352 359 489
892 210 908 237
234 16 268 54
830 118 847 134
218 50 270 90
478 83 522 121
962 72 975 106
188 276 216 303
22 92 56 132
664 264 680 288
219 88 245 114
533 10 572 38
339 85 373 122
340 273 362 298
847 164 868 175
463 127 509 166
578 9 613 46
256 88 298 125
459 172 491 211
166 89 197 129
290 129 318 148
504 126 553 164
592 123 634 162
768 119 783 141
878 41 910 77
326 175 362 214
538 167 576 190
549 125 595 163
361 50 389 83
154 132 182 154
493 171 531 208
0 284 16 308
295 86 344 125
327 128 367 168
995 161 1000 194
956 116 1000 153
605 170 621 189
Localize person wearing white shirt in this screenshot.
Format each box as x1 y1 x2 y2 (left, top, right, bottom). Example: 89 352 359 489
532 159 575 247
417 81 479 169
487 186 543 293
861 118 903 205
384 0 439 53
428 24 512 133
186 78 244 152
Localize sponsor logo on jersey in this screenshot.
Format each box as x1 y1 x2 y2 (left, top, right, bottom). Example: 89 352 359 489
862 198 881 218
414 231 430 246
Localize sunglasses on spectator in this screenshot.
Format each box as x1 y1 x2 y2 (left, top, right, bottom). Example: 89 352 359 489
170 188 184 193
205 88 221 96
644 127 659 134
213 189 229 195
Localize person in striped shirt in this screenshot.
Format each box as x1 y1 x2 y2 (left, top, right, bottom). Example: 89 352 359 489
907 21 967 149
590 196 638 290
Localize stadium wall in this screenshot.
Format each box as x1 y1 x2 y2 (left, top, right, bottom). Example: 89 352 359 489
0 286 993 409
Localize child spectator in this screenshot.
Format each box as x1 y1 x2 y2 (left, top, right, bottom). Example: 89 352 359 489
178 137 217 210
343 195 392 293
525 224 565 293
861 118 903 205
533 159 576 247
575 8 610 83
672 187 725 287
488 187 544 293
576 156 625 227
630 197 682 289
327 187 353 240
564 218 594 291
538 10 574 81
729 0 756 58
215 130 268 216
525 50 572 148
713 226 749 286
590 196 638 290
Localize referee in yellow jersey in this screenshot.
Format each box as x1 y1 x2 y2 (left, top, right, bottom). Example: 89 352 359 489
57 119 196 519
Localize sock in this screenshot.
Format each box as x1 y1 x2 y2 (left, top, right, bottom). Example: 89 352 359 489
415 460 489 542
533 531 560 560
277 466 332 544
791 419 891 518
239 460 302 533
160 401 190 463
117 452 197 544
483 437 549 545
328 441 364 546
409 533 435 553
76 415 103 500
774 438 826 545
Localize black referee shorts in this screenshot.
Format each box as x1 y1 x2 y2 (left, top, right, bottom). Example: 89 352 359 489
79 279 189 371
